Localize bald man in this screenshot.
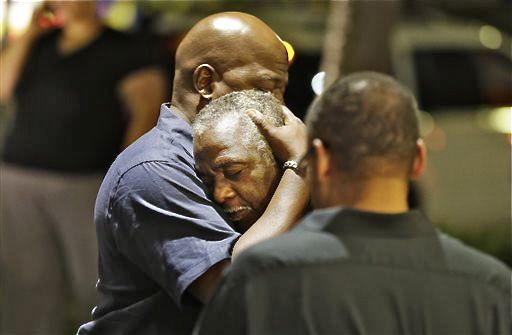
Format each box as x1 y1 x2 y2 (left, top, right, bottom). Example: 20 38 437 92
77 12 308 335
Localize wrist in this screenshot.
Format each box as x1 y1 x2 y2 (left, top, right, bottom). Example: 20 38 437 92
282 159 308 177
282 160 299 172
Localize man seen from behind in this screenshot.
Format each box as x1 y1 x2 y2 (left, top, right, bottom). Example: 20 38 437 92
195 72 511 335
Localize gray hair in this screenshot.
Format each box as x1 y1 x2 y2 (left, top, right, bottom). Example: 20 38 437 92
193 90 284 164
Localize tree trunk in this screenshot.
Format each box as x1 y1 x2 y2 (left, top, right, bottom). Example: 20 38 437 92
321 0 402 89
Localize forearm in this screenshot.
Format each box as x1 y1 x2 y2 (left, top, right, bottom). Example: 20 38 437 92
0 33 38 102
232 169 308 257
119 68 167 148
188 171 308 304
122 114 159 148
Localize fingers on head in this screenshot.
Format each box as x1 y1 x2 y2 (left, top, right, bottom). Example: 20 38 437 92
245 109 268 129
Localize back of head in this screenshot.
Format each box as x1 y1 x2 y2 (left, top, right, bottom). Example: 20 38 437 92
306 72 420 179
193 89 284 164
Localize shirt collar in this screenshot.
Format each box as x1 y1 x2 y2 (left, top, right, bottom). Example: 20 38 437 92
157 103 191 132
156 103 194 155
297 207 435 237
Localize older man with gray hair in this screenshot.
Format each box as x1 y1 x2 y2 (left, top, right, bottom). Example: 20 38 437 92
79 12 309 335
193 90 286 233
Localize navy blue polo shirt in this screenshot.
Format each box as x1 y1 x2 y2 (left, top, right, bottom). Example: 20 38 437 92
78 103 240 335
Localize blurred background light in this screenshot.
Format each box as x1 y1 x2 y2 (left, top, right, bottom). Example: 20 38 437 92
104 0 137 31
424 126 447 152
7 1 39 38
0 0 6 38
311 71 325 95
419 111 435 136
477 107 512 134
479 25 502 49
486 107 511 134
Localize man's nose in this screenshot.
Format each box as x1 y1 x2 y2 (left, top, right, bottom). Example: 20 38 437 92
213 182 235 205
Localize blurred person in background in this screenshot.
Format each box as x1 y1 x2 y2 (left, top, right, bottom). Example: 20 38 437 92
78 12 308 335
195 72 511 335
0 0 167 333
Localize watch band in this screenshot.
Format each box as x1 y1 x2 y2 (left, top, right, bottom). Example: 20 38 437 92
283 160 299 172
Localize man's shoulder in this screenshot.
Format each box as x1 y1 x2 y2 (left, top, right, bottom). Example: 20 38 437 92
97 126 197 207
230 229 347 280
439 233 511 293
113 127 192 175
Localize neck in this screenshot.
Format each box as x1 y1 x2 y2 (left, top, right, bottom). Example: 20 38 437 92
324 177 410 214
170 86 205 125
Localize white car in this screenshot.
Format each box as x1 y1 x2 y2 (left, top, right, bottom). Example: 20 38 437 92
391 17 511 241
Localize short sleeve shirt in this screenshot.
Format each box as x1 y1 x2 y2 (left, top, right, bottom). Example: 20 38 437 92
78 104 240 335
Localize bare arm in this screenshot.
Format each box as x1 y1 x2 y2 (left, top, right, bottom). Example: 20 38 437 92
118 68 167 147
232 169 308 257
232 106 309 256
188 260 230 303
187 106 309 304
189 170 307 303
0 8 48 103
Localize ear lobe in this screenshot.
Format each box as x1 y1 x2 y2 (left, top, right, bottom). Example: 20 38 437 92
313 138 330 181
193 64 216 99
410 139 427 179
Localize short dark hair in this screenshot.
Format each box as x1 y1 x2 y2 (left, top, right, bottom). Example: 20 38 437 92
305 72 420 178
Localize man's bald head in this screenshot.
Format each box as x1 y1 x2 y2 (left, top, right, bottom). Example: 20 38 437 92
171 12 289 121
176 12 286 74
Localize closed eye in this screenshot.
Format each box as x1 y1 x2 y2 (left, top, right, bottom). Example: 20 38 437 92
224 169 242 179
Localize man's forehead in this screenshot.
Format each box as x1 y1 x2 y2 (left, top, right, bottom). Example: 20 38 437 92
196 120 246 154
195 117 241 144
216 116 242 132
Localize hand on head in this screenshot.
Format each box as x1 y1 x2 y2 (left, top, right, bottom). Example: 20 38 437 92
246 105 308 163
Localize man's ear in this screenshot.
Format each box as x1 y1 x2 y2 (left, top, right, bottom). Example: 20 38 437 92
193 64 217 99
410 139 427 179
312 138 330 181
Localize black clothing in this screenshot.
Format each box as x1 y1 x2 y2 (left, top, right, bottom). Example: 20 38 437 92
2 28 163 173
196 208 511 335
78 104 240 335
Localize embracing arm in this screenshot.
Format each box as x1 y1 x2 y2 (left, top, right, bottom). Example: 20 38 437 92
188 106 309 303
188 166 308 303
232 106 309 257
114 108 308 306
232 169 308 257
